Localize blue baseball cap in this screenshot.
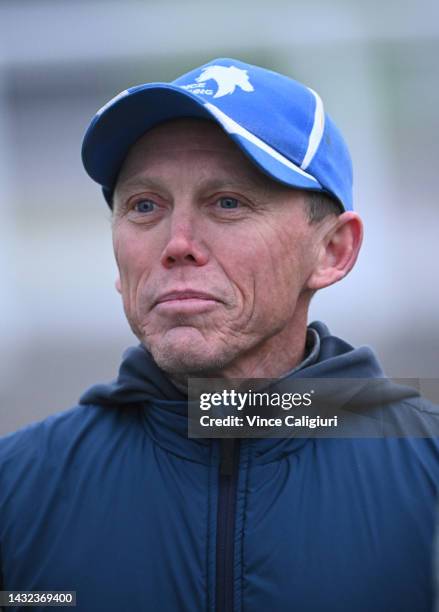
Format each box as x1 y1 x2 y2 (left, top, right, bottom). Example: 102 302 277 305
81 57 353 211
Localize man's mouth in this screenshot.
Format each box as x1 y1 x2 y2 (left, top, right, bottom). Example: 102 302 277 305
154 290 220 314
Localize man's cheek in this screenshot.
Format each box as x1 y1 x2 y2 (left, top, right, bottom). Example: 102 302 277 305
117 271 140 322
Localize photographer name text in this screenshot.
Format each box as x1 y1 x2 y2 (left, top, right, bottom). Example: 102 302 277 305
199 414 338 429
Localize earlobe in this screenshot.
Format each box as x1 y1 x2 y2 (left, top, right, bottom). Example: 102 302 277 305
307 212 363 291
115 277 122 294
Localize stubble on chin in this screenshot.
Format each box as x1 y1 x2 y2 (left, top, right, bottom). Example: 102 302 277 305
144 327 236 378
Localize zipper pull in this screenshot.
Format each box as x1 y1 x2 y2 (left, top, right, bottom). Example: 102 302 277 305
219 438 236 476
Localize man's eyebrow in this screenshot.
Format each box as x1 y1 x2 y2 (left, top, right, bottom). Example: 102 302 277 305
115 175 270 200
195 177 268 196
115 177 168 198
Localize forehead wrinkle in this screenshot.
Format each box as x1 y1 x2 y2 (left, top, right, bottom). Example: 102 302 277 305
118 144 242 179
116 145 276 195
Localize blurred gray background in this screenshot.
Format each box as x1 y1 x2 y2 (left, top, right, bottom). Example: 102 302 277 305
0 0 438 435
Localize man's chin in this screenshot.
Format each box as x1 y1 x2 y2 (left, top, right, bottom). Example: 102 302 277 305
151 348 225 377
146 327 229 376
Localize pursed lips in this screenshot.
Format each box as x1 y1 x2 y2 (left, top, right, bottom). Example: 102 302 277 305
154 290 221 309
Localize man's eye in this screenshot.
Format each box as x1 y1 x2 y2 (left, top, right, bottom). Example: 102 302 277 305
218 197 239 209
134 199 156 213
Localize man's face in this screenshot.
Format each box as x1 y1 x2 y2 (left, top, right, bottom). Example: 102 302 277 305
112 118 324 378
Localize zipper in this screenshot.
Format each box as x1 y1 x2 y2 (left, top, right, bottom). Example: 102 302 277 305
216 437 240 612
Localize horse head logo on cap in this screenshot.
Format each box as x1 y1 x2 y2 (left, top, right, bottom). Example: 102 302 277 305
195 65 254 99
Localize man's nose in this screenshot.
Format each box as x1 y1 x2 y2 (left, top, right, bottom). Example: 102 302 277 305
160 215 209 269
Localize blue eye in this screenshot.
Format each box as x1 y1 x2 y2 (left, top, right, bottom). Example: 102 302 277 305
134 199 156 213
219 197 239 209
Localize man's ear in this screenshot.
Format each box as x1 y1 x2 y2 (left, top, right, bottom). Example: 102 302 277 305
115 277 122 294
307 212 363 290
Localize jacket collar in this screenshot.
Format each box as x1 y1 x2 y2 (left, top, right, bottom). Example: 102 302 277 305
79 322 384 463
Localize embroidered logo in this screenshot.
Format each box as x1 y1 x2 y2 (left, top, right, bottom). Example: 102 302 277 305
180 65 254 99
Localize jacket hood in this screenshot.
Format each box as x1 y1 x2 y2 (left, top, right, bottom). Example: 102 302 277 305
79 321 385 409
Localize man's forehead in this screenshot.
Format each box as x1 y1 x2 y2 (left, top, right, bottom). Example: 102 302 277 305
128 117 239 154
116 117 281 192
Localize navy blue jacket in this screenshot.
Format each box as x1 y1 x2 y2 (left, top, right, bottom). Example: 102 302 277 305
1 322 439 611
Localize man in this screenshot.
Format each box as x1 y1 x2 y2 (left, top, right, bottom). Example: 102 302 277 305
0 58 438 612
